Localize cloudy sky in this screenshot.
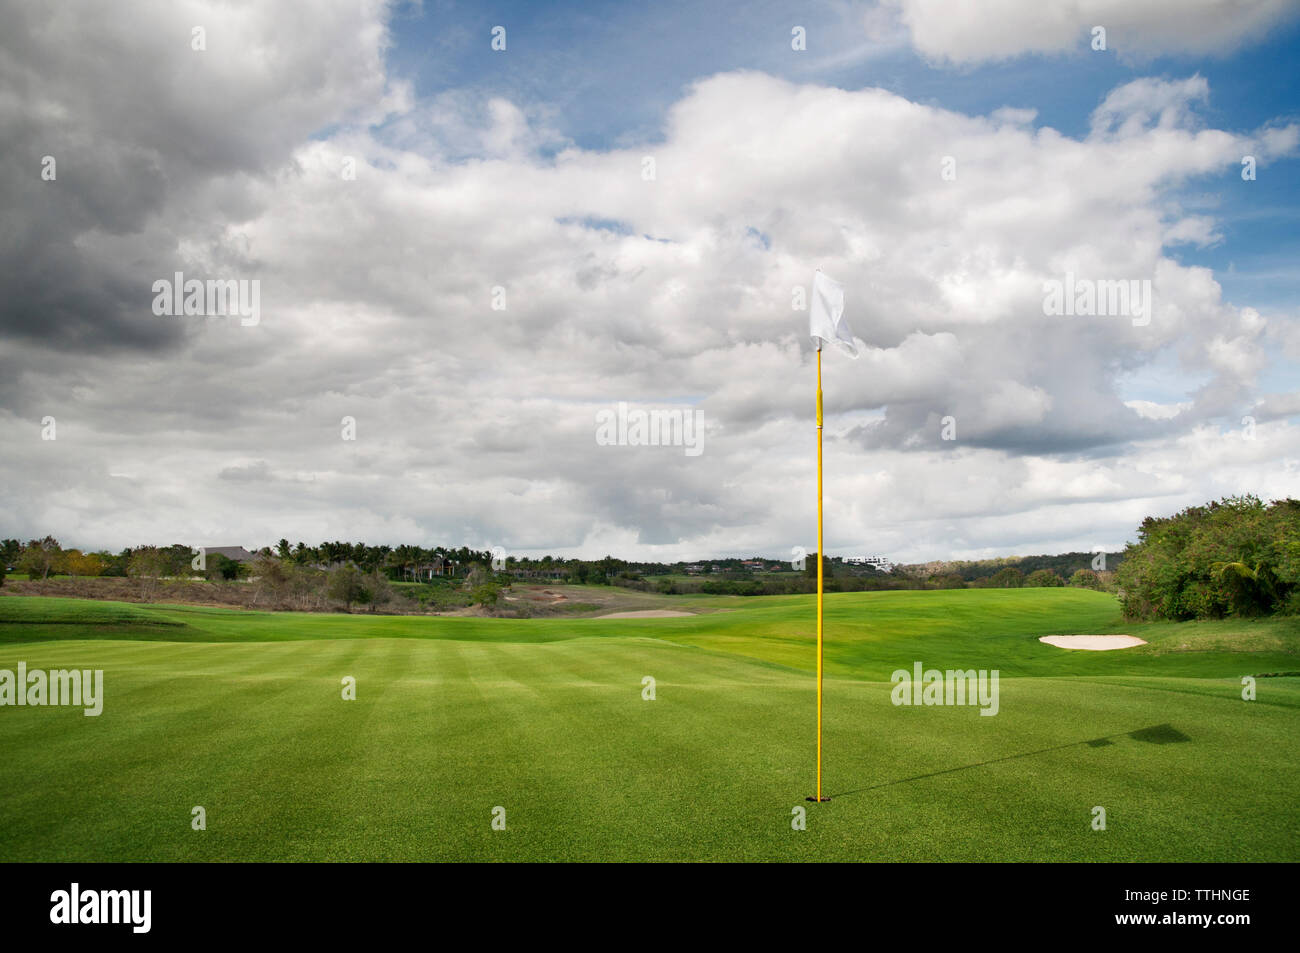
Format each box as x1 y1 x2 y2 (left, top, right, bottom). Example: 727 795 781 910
2 0 1299 563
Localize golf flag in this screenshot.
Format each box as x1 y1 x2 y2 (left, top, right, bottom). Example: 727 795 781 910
806 268 857 804
809 270 858 358
806 263 857 800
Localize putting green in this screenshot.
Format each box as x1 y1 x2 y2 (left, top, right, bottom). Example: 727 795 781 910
0 590 1296 861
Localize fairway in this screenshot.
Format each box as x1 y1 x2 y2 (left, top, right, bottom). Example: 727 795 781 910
1 589 1297 862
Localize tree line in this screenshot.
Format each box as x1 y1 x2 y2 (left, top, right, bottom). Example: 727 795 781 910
0 539 496 583
6 496 1294 621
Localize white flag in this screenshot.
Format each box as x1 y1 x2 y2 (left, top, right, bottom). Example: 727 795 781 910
809 270 858 358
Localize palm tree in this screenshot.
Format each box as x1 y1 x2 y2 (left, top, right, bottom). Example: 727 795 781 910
1212 557 1278 612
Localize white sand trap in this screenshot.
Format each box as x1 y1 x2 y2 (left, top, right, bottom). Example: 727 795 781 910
1039 634 1147 651
598 609 695 619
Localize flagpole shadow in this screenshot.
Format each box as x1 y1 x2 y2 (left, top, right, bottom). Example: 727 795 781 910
827 723 1190 800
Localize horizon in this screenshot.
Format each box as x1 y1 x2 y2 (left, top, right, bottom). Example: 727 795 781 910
6 534 1129 569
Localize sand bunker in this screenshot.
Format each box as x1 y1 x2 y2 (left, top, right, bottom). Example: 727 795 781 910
598 610 695 619
1039 634 1147 651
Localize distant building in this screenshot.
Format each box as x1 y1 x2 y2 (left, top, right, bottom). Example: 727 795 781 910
412 557 455 579
844 556 892 571
741 560 766 570
508 567 567 581
204 546 257 564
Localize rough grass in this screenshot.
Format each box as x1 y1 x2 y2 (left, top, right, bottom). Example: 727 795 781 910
0 578 750 617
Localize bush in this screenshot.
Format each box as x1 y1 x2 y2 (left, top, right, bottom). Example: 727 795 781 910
1024 569 1065 587
206 554 241 581
471 583 501 607
1068 568 1102 589
410 583 472 611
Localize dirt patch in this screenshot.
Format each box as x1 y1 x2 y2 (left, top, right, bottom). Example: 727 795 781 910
525 587 568 603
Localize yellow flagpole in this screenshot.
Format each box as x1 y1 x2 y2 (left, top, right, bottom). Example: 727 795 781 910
814 347 827 802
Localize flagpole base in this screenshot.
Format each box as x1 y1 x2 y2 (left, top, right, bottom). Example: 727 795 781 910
805 796 832 802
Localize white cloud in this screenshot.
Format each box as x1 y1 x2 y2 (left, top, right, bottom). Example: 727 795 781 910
1125 399 1192 420
888 0 1299 65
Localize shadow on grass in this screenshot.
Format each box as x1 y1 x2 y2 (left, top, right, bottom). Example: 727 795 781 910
829 723 1189 799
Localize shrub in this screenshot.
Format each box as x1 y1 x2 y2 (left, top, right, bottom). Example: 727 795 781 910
1069 568 1102 589
471 583 501 607
206 553 241 581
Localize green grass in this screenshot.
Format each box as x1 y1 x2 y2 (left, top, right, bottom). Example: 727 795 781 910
0 589 1296 861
